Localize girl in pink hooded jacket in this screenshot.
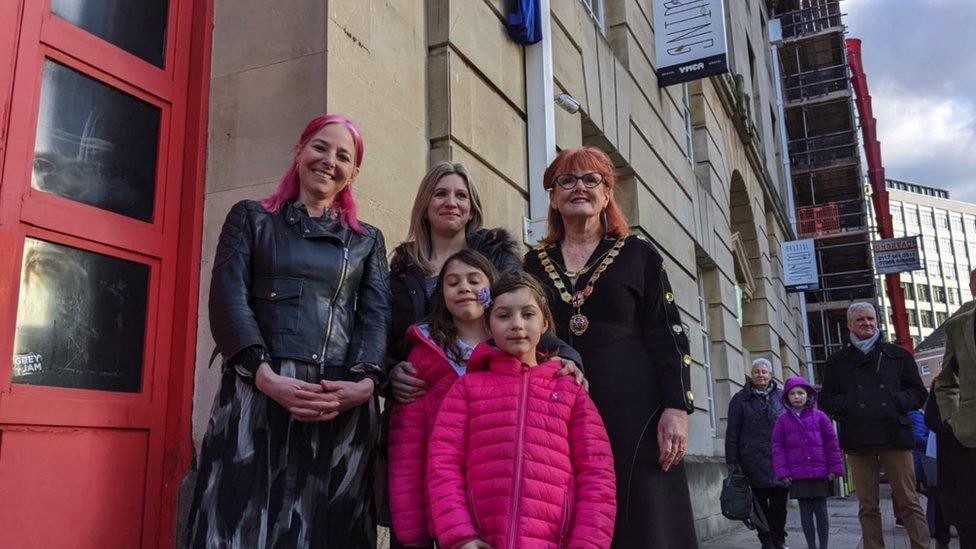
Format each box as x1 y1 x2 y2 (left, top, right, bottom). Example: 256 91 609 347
388 249 498 547
772 376 844 549
427 272 616 549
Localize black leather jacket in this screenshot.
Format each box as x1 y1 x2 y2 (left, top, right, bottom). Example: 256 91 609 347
209 200 391 380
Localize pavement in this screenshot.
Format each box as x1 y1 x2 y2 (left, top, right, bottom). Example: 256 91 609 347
701 485 960 548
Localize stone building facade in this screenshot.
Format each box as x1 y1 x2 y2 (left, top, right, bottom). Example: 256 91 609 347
191 0 809 542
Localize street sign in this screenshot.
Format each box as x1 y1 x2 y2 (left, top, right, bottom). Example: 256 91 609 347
653 0 730 87
873 236 922 275
782 238 819 292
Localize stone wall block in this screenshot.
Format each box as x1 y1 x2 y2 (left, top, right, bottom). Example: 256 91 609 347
554 85 584 150
551 22 585 106
621 28 657 102
206 52 327 195
551 0 582 49
427 48 452 139
447 53 528 192
444 0 525 110
211 0 327 77
613 57 632 161
578 15 602 129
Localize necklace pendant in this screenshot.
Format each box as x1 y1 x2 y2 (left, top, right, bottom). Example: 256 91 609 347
571 291 584 308
569 313 589 336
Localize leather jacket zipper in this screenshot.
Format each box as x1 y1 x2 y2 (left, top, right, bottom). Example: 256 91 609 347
507 365 530 549
320 239 349 375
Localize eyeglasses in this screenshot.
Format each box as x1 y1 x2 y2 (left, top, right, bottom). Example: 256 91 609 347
551 172 605 190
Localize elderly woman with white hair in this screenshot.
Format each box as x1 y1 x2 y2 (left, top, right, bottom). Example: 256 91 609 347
726 357 788 549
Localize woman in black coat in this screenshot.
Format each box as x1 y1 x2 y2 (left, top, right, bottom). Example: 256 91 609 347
187 115 390 548
387 161 521 365
725 359 787 549
524 147 697 548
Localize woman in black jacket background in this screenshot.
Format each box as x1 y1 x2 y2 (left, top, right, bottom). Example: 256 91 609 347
386 161 582 397
187 114 390 548
387 162 520 366
725 358 787 549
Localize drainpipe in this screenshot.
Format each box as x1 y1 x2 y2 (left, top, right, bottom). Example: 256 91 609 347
769 20 816 384
523 0 555 245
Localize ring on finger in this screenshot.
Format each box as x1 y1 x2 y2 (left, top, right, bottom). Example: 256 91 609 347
317 409 325 417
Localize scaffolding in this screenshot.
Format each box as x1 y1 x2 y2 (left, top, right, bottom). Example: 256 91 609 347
768 0 877 381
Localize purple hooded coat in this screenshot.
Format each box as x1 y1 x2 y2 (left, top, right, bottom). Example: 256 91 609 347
772 377 845 481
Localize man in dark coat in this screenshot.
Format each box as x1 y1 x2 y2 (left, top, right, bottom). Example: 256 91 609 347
725 358 787 549
820 302 929 549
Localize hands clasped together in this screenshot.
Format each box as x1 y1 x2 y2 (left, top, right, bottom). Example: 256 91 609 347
255 363 374 422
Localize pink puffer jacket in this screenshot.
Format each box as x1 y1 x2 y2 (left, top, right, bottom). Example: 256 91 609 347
388 325 463 547
427 343 616 549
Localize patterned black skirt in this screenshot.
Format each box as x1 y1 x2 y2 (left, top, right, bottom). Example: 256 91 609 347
186 360 380 548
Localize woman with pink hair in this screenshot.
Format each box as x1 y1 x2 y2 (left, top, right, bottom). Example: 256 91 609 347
187 114 391 548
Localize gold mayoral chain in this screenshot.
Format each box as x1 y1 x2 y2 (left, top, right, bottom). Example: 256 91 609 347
536 236 627 336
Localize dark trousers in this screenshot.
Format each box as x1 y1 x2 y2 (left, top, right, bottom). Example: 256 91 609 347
960 526 976 549
753 486 789 544
926 487 951 545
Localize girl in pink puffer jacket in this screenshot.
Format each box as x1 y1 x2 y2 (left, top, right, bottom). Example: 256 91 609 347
427 272 616 549
388 249 497 547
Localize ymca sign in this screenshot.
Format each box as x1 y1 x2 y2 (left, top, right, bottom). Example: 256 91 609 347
653 0 730 87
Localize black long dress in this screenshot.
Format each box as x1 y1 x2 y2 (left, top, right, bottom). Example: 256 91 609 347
525 234 698 548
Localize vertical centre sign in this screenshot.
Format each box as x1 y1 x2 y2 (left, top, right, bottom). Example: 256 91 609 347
653 0 730 87
782 239 819 292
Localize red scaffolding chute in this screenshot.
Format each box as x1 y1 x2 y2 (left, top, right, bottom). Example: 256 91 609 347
846 38 913 353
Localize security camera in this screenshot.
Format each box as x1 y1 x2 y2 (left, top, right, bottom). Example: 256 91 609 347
554 93 581 114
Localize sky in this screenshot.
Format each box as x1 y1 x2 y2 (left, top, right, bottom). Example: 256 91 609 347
842 0 976 202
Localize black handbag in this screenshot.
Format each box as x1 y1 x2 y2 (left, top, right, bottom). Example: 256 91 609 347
720 469 754 522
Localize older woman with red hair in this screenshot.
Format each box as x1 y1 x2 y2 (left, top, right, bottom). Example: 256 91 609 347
524 146 698 547
187 114 391 547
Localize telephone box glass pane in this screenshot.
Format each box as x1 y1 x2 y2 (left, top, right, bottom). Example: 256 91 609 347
12 238 149 392
32 59 160 222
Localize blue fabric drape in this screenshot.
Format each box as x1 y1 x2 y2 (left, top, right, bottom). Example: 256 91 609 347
506 0 542 45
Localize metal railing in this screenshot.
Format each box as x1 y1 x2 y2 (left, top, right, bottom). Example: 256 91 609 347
780 2 843 39
789 130 858 170
784 64 849 102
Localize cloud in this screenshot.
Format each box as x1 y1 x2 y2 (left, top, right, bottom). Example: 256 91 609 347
872 86 976 200
843 0 976 200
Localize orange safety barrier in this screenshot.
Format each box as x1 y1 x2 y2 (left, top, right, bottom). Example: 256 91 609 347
797 203 840 237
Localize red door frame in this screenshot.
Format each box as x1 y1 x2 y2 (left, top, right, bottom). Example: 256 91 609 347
0 0 212 546
159 0 214 544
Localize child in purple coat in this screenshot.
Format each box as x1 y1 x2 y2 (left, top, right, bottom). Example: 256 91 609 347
773 376 844 549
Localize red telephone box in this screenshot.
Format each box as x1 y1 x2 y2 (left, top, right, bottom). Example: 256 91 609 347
0 1 211 546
